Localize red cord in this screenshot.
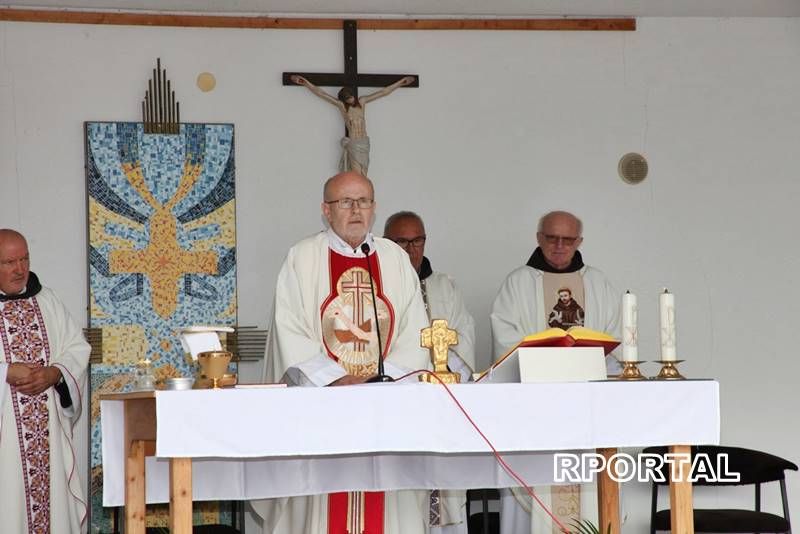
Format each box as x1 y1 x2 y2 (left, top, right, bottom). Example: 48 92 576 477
395 370 571 533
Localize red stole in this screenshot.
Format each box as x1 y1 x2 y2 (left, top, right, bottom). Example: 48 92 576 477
320 249 393 534
0 297 52 534
328 491 385 534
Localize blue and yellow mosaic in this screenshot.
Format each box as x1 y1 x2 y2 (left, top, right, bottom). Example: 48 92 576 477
86 122 236 531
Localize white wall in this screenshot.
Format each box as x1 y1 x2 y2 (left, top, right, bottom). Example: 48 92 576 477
1 16 798 532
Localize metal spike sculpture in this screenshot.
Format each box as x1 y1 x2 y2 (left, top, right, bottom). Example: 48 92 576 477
142 58 180 134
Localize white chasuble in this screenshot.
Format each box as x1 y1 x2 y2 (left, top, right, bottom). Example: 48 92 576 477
0 287 90 534
255 231 430 534
491 265 620 534
491 265 620 368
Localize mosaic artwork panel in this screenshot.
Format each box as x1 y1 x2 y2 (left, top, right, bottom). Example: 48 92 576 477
85 122 236 532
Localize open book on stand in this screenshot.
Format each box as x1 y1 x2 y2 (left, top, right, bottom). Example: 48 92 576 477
516 326 619 354
476 327 620 383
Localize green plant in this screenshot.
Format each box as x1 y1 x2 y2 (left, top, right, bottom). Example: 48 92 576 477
568 518 612 534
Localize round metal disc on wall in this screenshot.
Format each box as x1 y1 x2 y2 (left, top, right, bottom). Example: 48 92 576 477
618 152 648 184
197 72 217 92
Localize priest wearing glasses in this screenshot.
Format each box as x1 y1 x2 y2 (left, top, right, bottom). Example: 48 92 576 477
254 171 430 534
489 210 621 534
383 211 476 384
384 210 476 534
491 210 620 370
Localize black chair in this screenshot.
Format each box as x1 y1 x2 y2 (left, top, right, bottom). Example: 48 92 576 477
644 445 797 533
466 488 500 534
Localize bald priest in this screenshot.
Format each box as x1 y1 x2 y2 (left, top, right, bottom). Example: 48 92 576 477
253 172 431 534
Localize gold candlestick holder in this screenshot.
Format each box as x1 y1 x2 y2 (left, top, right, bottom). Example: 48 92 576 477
197 350 232 389
617 360 647 380
655 359 685 380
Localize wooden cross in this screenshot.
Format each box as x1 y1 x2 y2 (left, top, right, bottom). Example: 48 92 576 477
420 319 461 384
282 19 419 99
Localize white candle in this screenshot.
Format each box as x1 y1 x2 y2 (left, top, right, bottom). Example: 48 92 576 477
621 291 638 362
659 289 677 361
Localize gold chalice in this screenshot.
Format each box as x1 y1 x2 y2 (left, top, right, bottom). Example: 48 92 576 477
197 350 232 389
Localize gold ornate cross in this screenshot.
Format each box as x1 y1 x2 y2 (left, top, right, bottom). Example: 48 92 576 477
109 164 217 319
420 319 461 384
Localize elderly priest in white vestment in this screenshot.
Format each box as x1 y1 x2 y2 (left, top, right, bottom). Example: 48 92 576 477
0 229 90 533
490 211 621 533
254 172 432 534
384 211 476 383
384 210 476 534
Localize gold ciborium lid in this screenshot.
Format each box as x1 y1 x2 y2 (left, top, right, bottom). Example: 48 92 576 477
197 350 232 389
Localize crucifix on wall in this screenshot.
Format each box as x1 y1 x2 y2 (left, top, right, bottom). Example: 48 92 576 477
283 20 419 176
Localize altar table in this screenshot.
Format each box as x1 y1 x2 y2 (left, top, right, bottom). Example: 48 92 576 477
101 380 719 533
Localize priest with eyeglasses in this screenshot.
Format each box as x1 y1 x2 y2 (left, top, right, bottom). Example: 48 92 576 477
254 171 430 534
383 210 476 534
491 210 620 370
490 210 621 534
383 211 475 384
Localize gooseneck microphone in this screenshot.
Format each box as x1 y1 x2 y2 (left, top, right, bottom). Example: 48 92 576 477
360 242 394 383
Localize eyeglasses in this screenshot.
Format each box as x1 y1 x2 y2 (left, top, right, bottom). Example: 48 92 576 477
324 197 374 210
540 233 580 246
391 236 426 249
0 255 30 268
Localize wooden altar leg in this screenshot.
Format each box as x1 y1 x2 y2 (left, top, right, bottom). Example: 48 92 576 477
124 440 146 534
169 457 193 533
668 445 694 534
596 447 621 534
123 396 156 534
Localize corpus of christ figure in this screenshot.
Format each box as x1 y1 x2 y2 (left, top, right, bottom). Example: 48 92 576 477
290 74 415 176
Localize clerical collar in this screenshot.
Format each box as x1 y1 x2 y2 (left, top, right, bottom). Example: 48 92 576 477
526 247 585 273
418 256 433 281
326 228 376 258
0 271 43 301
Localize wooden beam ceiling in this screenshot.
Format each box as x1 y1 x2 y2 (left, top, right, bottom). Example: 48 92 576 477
0 8 635 31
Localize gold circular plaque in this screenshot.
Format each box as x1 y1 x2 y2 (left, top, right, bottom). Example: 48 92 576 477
196 72 217 92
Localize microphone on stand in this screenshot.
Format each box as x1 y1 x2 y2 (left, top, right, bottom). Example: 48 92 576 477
360 242 394 383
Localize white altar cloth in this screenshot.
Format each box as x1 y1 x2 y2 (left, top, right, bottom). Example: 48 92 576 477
101 380 719 506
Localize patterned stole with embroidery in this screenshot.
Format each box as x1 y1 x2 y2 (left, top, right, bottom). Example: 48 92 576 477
541 271 584 531
0 297 52 534
320 249 395 534
419 279 444 526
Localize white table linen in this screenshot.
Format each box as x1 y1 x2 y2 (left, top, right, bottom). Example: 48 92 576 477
101 380 719 506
